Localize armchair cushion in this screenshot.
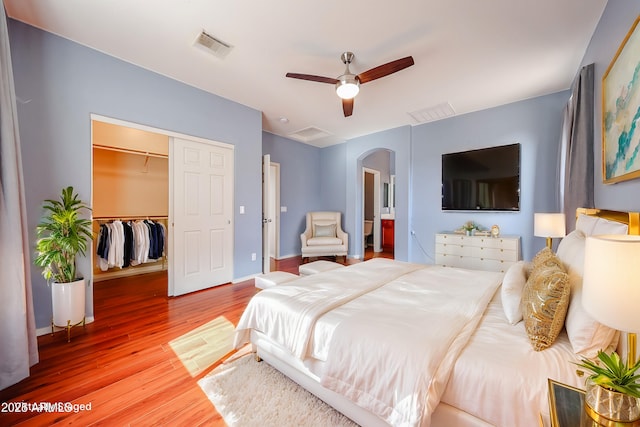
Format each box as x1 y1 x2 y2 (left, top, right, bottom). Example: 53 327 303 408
307 236 343 246
313 223 337 238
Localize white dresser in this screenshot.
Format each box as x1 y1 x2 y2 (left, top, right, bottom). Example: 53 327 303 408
435 233 520 272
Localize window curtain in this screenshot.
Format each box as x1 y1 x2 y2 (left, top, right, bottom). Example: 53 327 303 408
558 63 595 232
0 6 39 390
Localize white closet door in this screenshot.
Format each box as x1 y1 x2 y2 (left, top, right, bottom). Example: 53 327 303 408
170 137 234 296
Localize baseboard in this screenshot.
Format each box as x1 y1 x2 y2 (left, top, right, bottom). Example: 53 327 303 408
232 273 259 284
36 316 95 337
277 253 300 260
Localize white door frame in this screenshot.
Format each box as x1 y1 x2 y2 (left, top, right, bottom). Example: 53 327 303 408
269 162 280 261
362 167 381 253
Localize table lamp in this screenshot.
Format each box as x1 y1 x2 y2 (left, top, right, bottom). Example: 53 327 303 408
582 234 640 368
534 213 566 249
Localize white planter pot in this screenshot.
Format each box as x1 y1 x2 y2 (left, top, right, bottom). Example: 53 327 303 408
51 278 86 327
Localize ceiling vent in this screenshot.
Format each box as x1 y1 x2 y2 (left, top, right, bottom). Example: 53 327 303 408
288 126 332 143
408 102 456 123
193 31 232 58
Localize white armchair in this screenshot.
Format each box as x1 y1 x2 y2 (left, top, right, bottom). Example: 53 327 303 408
300 211 348 261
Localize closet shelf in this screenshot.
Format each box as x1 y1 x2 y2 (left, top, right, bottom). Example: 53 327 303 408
93 144 168 159
93 215 168 221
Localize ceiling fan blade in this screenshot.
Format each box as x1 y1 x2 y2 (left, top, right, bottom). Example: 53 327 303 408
286 73 339 84
343 98 354 117
357 56 414 84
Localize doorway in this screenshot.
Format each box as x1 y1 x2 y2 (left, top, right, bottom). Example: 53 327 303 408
262 155 280 273
363 168 381 252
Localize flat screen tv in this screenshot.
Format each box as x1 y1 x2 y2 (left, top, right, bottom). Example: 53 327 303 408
442 143 520 211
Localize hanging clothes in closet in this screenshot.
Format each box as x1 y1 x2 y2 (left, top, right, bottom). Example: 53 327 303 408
96 219 166 271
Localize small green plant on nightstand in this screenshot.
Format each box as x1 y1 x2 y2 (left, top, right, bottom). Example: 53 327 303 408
575 350 640 398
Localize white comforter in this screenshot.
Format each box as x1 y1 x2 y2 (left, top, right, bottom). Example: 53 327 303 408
234 259 503 427
234 259 423 358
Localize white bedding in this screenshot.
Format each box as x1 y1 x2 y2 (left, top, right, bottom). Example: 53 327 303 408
235 259 504 427
441 290 583 427
316 266 503 427
234 259 423 358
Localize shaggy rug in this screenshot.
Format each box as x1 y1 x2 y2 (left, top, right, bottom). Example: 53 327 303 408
198 353 360 426
168 316 235 377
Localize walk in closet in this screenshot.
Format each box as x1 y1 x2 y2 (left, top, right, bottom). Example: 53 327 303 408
92 120 169 282
91 117 235 297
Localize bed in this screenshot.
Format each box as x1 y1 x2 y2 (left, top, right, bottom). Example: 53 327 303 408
234 208 639 427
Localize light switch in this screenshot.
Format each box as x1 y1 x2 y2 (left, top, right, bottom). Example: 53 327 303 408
240 206 245 214
281 206 287 212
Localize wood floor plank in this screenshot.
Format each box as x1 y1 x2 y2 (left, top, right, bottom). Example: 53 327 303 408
1 249 391 426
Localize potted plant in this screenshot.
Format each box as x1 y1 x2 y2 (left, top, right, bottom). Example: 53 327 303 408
461 221 479 236
575 350 640 423
34 186 92 340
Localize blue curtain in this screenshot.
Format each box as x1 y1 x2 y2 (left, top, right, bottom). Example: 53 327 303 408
559 63 595 232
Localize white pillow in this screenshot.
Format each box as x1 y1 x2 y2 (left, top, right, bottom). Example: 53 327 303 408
501 260 528 325
313 223 336 238
557 228 620 358
556 230 586 275
576 214 628 236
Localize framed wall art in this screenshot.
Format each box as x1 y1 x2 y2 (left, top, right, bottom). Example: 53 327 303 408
602 16 640 184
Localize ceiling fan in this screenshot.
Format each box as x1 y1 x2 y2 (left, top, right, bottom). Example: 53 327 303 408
286 52 415 117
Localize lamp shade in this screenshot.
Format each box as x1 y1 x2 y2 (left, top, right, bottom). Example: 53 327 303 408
582 234 640 334
533 213 566 238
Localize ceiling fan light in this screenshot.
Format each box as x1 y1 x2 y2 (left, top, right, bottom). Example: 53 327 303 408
335 76 360 99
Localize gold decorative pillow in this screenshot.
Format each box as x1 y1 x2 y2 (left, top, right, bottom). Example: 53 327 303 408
530 247 563 271
521 252 570 351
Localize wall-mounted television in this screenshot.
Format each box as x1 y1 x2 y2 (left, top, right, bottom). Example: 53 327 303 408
442 143 520 211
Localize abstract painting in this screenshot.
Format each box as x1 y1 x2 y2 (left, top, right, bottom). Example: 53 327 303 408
602 16 640 183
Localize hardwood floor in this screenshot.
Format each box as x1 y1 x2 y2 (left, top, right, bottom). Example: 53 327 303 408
0 251 392 426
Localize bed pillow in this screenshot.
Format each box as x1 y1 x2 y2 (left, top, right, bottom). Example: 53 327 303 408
557 228 621 357
521 249 570 351
576 214 628 236
313 223 337 238
501 261 528 325
528 246 563 274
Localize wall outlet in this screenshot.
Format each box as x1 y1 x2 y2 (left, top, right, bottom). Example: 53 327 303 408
251 253 256 261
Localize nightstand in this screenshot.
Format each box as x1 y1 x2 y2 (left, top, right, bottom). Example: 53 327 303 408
548 379 599 427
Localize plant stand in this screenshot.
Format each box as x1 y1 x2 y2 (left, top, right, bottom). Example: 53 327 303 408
51 317 86 343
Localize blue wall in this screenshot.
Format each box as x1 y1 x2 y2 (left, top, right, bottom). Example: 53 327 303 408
582 1 640 210
410 92 569 263
9 20 263 329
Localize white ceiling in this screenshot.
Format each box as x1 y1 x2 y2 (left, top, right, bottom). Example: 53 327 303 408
4 0 607 147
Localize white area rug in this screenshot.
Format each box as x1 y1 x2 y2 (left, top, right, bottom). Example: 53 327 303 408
198 353 359 427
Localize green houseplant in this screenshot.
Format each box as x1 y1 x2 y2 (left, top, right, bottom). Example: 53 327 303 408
34 186 92 340
576 350 640 422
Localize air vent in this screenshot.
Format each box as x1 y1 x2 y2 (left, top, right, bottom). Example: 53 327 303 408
408 102 456 123
193 31 232 58
288 126 332 143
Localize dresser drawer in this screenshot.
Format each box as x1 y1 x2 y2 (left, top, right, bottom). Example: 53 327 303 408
435 233 520 272
472 246 518 261
436 242 472 257
472 237 519 251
